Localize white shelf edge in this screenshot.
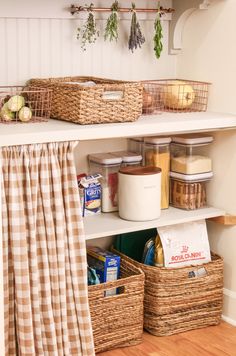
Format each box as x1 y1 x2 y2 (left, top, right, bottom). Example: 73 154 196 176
84 206 225 240
1 112 236 147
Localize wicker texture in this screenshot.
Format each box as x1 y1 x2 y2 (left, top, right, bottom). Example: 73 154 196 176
29 76 143 125
88 257 144 354
114 250 223 337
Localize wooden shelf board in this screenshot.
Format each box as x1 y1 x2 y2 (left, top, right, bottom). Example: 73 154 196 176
84 206 225 240
1 112 236 147
208 215 236 225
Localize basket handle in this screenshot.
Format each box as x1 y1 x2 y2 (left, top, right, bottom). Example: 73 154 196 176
101 90 124 101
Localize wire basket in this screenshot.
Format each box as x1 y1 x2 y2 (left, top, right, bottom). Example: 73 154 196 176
0 86 52 124
142 79 211 114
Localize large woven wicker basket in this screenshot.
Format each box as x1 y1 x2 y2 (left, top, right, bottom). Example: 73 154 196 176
88 256 145 353
113 249 223 337
28 76 143 125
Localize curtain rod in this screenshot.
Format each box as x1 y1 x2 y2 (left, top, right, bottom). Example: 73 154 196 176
70 4 175 15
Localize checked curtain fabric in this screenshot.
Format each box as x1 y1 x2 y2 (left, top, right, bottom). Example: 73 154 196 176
1 142 94 356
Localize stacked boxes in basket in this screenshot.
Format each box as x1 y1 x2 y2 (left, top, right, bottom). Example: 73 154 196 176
88 254 145 353
28 76 143 125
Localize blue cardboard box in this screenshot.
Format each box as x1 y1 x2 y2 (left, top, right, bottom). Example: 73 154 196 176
87 247 120 296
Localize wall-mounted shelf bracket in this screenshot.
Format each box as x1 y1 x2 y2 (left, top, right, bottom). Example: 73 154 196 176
169 0 211 54
208 215 236 226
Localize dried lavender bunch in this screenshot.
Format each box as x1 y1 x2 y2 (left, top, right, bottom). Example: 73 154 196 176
104 1 119 42
77 4 99 51
128 3 145 52
154 12 163 59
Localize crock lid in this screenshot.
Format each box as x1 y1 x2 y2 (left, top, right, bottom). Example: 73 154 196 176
88 153 122 165
170 171 213 182
171 134 213 146
144 136 171 145
110 151 142 163
119 166 161 175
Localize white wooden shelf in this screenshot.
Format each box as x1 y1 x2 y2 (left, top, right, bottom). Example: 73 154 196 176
84 206 225 240
1 111 236 147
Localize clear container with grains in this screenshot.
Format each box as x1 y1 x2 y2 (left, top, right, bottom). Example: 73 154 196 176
128 137 144 154
143 137 171 209
170 171 213 210
88 153 122 213
110 151 142 167
171 134 213 175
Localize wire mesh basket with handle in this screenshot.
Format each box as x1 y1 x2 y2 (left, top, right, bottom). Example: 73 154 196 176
0 86 52 124
142 79 211 114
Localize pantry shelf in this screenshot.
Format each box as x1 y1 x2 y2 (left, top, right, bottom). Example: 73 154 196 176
1 112 236 147
84 206 225 240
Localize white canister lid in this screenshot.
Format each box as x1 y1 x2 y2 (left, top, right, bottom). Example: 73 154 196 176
144 136 171 145
170 171 213 182
129 137 144 143
110 151 142 163
88 153 122 165
171 134 213 146
119 166 161 175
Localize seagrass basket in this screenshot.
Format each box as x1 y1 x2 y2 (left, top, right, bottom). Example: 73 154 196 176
113 249 223 337
28 76 143 125
88 256 145 353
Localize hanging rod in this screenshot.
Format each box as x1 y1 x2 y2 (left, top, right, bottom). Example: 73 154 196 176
70 4 175 15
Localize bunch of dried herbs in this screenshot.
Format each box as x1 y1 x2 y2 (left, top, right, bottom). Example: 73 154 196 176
128 3 145 52
77 4 99 51
153 11 163 59
104 0 119 42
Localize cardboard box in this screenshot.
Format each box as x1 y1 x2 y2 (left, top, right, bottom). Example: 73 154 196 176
87 247 120 296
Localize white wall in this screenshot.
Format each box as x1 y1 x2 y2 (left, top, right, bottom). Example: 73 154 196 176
0 0 176 86
177 0 236 324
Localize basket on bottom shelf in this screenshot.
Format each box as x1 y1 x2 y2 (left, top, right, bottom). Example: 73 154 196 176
88 256 145 354
112 249 223 337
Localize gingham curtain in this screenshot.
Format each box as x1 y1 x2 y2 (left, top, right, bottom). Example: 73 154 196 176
1 142 95 356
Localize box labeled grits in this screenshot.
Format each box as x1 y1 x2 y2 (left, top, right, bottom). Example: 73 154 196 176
87 247 120 296
78 174 102 217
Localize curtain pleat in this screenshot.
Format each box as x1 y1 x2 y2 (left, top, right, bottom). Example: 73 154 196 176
1 142 95 356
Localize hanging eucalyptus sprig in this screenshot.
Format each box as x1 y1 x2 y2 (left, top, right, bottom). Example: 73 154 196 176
153 4 163 59
77 3 99 51
104 0 119 42
128 3 145 53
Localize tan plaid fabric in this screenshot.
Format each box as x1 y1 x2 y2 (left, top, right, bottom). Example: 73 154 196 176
1 142 95 356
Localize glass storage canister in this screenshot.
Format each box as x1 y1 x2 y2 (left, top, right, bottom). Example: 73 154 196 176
143 137 171 209
171 134 213 175
128 137 144 154
110 151 142 167
170 171 213 210
88 153 122 213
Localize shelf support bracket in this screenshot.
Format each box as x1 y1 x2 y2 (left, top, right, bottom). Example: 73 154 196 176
208 215 236 226
169 0 211 54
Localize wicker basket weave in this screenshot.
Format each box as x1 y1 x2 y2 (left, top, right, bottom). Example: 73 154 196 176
112 249 223 337
28 76 143 125
88 256 145 353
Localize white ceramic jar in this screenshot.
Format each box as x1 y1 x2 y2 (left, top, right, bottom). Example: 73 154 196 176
118 166 161 221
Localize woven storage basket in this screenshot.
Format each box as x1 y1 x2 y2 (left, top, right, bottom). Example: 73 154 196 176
112 249 223 337
88 256 145 353
28 76 143 125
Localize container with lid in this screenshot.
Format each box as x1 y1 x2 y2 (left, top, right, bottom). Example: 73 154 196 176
143 136 171 209
118 166 162 221
110 151 142 167
128 137 144 155
170 171 213 210
88 153 122 212
171 134 213 175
